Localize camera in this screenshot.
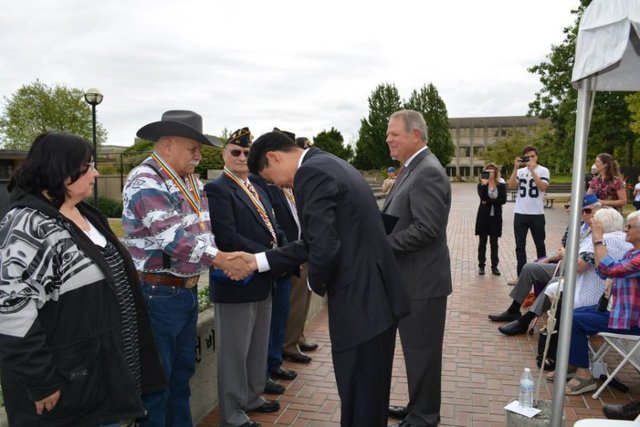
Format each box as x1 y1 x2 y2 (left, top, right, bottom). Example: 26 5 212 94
520 156 530 163
481 171 490 179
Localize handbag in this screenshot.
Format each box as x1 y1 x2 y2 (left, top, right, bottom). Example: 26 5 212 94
597 279 613 312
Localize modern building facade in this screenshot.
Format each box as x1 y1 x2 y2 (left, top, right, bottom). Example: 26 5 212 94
446 115 543 180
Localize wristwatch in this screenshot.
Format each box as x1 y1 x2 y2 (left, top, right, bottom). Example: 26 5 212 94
594 240 607 247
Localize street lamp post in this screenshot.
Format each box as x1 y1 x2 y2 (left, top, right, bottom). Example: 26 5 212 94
84 88 103 207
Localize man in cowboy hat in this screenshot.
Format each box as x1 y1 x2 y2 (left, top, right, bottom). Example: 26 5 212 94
204 127 285 427
122 110 254 427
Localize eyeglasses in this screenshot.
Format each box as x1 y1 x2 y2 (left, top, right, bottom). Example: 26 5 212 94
230 149 250 158
582 208 593 214
80 161 95 175
624 223 640 231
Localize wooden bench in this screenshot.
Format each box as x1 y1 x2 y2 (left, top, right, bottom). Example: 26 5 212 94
509 183 572 208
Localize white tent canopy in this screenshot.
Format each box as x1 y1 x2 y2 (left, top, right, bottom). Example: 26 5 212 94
572 0 640 90
551 1 640 425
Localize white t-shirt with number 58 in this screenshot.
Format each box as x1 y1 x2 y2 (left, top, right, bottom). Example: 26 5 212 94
514 165 550 215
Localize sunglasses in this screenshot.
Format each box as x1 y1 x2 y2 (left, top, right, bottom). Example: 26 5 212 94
582 208 593 214
230 149 250 158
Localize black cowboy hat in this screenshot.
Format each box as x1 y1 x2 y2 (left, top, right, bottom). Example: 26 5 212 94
137 110 223 147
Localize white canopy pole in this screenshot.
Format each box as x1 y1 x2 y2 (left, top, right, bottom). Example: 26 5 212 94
550 76 593 426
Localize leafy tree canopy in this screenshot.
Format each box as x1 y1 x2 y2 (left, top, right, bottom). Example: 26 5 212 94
0 80 107 149
312 127 353 161
405 84 455 167
352 83 402 169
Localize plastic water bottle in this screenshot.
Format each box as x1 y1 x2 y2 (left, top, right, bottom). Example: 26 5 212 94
519 368 534 408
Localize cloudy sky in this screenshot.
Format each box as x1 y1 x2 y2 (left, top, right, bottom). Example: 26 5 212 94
0 0 579 147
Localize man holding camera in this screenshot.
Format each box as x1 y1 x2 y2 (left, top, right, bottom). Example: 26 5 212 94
509 146 550 276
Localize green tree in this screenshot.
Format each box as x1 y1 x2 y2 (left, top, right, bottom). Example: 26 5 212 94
483 123 557 174
352 83 402 169
627 93 640 135
0 80 107 149
528 0 636 167
405 84 455 166
313 127 354 161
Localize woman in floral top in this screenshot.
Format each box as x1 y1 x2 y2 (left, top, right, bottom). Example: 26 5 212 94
587 153 627 211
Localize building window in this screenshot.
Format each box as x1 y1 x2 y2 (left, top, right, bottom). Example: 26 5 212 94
473 147 484 157
459 166 471 177
0 160 13 179
473 166 485 177
459 147 471 157
445 166 456 177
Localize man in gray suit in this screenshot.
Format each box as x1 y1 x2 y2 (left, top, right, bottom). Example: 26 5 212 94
384 109 452 427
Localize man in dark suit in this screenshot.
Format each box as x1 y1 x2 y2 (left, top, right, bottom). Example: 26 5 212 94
204 128 283 427
245 131 410 427
383 110 452 427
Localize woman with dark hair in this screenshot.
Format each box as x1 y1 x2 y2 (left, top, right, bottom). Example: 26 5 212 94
475 164 507 275
587 153 627 211
0 133 165 426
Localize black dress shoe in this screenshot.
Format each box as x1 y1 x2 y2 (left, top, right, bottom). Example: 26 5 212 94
491 267 501 276
239 420 261 427
488 310 521 322
249 399 280 413
603 400 640 420
263 378 285 395
283 352 312 364
389 405 409 419
498 319 529 336
270 366 297 380
478 266 485 275
299 342 318 352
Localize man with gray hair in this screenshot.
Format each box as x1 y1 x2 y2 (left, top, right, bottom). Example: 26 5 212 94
384 109 452 427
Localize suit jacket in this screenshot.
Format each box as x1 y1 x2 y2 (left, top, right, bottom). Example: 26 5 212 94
266 148 409 351
382 148 453 300
204 174 285 304
474 182 507 237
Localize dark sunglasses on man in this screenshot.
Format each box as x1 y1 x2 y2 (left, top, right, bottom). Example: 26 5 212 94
230 149 250 158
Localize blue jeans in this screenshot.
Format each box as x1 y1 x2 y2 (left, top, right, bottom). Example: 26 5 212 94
267 276 292 373
569 305 640 368
139 284 198 427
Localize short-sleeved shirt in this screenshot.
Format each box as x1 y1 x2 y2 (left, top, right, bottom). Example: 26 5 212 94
514 165 550 215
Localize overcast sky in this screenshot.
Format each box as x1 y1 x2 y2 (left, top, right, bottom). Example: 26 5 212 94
0 0 579 147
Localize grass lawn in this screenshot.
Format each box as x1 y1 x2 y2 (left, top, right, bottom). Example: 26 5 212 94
108 218 124 239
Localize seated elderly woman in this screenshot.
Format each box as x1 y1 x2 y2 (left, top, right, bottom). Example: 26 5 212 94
489 195 631 337
546 209 640 396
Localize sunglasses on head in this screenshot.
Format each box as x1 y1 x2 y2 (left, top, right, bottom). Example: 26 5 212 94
230 149 250 158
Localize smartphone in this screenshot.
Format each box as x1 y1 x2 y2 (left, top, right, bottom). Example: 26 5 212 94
520 156 530 163
481 171 490 179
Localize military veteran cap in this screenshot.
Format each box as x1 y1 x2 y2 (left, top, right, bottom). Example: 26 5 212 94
226 127 253 147
137 110 223 147
273 127 296 142
295 137 310 149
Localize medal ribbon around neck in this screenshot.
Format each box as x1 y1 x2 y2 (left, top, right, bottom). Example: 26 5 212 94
223 167 277 243
151 152 202 215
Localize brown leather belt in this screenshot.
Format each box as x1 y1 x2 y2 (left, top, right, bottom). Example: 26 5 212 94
139 272 199 289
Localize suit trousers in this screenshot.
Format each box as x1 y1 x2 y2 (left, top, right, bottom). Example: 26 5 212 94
509 262 557 305
283 263 312 354
215 297 272 427
332 323 397 427
267 276 292 373
399 296 447 427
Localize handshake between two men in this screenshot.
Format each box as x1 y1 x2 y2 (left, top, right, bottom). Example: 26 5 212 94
214 251 260 280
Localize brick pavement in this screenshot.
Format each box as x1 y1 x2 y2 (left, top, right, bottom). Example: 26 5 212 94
198 182 640 427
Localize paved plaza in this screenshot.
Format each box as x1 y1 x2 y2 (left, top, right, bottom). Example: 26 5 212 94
198 182 640 426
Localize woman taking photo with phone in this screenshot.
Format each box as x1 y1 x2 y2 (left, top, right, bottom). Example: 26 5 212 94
475 164 507 275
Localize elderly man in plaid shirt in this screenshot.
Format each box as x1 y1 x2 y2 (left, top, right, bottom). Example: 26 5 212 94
123 110 253 427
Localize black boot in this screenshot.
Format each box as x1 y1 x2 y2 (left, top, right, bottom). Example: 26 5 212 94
478 265 485 275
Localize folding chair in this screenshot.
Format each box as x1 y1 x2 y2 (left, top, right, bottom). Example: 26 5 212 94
591 332 640 399
574 413 640 426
